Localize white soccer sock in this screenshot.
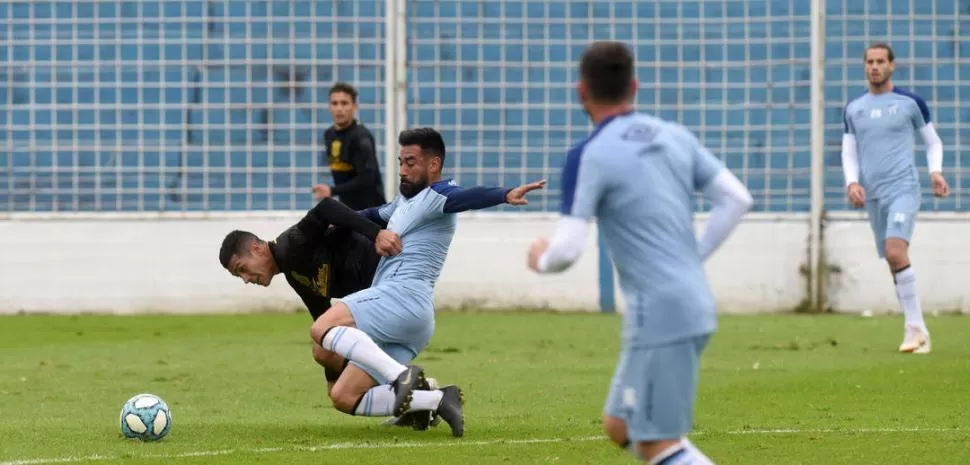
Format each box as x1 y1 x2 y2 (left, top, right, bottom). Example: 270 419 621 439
406 390 443 413
643 440 715 465
894 267 926 329
683 440 716 464
320 326 407 382
353 385 396 417
646 442 684 465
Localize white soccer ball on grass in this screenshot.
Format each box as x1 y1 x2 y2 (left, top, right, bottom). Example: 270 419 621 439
119 393 172 442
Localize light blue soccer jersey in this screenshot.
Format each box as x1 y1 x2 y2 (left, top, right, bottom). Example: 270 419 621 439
843 87 931 201
361 181 510 287
561 112 724 347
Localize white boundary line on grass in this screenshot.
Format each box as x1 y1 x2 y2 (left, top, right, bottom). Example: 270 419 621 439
1 428 962 465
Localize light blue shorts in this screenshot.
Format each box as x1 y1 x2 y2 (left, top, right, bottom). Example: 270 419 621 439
865 193 919 258
340 283 435 384
604 334 711 442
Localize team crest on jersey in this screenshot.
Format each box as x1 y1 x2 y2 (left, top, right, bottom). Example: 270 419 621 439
888 104 898 115
290 271 312 288
315 264 330 296
329 140 353 172
290 265 330 297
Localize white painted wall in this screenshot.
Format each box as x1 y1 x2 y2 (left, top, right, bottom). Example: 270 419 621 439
1 212 966 315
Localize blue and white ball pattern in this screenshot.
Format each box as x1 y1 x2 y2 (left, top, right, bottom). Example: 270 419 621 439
120 393 172 442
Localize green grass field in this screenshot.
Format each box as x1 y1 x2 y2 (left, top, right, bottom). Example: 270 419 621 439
2 311 970 465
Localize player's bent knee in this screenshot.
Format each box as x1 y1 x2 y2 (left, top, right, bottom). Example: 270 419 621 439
311 343 344 369
309 302 357 344
330 364 379 415
602 415 628 447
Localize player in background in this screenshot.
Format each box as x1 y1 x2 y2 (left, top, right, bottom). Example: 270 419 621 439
312 82 386 210
841 43 950 354
218 198 442 431
526 42 752 464
308 127 547 438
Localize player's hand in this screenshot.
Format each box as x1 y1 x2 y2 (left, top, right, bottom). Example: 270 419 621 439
930 172 950 197
527 237 549 272
375 230 403 257
312 184 332 201
506 180 547 206
846 183 866 208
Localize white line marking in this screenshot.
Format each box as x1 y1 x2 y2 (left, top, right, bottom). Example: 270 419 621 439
1 428 962 465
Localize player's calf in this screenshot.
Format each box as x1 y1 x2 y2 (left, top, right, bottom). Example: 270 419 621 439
883 238 930 353
603 416 714 464
330 364 382 415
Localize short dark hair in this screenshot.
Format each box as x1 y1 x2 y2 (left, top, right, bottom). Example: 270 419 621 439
398 127 446 163
579 41 635 104
865 43 895 62
219 230 259 269
329 82 358 102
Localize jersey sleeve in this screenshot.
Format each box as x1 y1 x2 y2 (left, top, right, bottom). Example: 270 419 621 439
843 104 856 135
559 145 606 220
358 200 397 228
910 94 931 129
431 182 510 214
691 135 726 191
299 198 381 240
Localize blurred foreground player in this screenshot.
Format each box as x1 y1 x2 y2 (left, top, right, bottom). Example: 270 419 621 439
218 198 441 430
527 42 752 464
308 127 547 438
841 43 949 354
312 82 386 209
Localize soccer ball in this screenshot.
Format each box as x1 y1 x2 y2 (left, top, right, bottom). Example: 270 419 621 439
119 393 172 442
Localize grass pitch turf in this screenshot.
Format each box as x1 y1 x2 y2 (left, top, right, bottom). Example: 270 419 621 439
1 311 969 464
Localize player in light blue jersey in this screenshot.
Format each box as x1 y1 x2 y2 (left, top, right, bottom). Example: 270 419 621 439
841 43 950 354
527 42 752 464
307 127 546 438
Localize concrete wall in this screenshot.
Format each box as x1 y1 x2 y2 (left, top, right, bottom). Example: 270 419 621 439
2 212 967 315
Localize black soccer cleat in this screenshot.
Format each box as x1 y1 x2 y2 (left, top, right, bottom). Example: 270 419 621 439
384 412 417 427
391 365 426 418
383 376 438 430
435 385 465 438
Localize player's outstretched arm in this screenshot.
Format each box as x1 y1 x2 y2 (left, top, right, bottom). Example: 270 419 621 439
436 180 547 214
696 168 753 261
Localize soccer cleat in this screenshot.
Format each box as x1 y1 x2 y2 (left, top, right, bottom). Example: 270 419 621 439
383 377 439 430
899 324 931 354
435 385 465 438
391 365 426 417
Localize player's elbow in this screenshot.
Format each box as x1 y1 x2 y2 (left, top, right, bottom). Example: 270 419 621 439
737 188 754 212
547 249 583 273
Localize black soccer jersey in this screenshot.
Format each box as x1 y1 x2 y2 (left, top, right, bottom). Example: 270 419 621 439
267 199 382 320
323 120 386 210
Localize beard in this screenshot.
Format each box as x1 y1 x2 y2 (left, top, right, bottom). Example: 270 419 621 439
868 73 891 87
399 178 428 198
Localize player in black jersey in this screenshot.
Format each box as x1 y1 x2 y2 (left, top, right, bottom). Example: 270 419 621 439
312 82 385 209
218 198 438 430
